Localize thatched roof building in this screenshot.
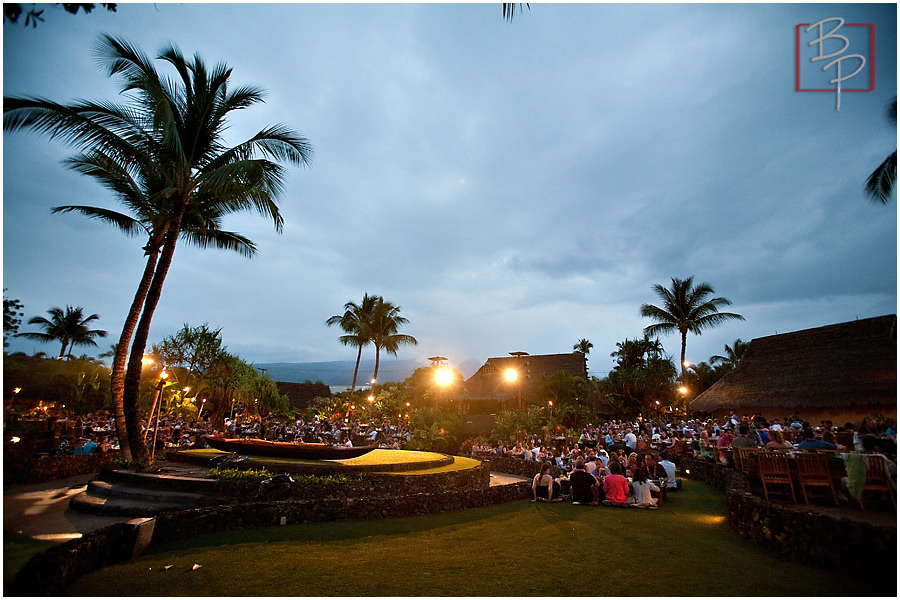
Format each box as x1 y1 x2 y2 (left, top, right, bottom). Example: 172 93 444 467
462 352 588 413
690 315 897 425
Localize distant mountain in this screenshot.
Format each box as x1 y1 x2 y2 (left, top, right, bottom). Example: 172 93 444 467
255 358 482 386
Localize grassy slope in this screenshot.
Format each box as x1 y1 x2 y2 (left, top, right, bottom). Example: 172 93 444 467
3 530 57 588
65 479 893 597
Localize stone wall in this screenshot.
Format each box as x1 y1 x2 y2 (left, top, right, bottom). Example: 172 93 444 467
9 520 143 596
151 481 531 545
679 457 896 574
480 456 557 479
3 451 120 485
11 478 531 595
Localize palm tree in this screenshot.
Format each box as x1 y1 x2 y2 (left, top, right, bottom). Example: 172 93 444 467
573 338 593 355
710 338 749 370
50 151 259 461
640 276 744 379
502 3 529 21
865 97 897 204
5 35 312 469
16 306 107 359
326 293 378 396
369 297 418 384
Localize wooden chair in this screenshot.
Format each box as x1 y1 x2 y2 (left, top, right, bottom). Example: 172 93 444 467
794 452 838 505
757 450 796 503
732 446 759 480
858 454 896 510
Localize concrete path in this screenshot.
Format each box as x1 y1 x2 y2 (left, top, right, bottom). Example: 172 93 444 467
4 473 135 542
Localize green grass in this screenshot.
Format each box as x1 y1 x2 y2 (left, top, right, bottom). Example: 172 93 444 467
3 530 57 588
64 479 892 597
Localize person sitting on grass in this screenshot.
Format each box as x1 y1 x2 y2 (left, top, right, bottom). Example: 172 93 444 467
602 460 630 506
569 459 600 505
532 462 562 502
630 467 660 509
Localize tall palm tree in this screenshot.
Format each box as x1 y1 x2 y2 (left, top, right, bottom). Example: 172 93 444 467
640 276 744 379
50 151 259 461
369 297 418 384
5 35 312 469
326 293 378 396
710 338 749 370
573 338 592 354
865 97 897 204
16 306 107 359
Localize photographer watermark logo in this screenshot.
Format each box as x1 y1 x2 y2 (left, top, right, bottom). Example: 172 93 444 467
795 18 873 110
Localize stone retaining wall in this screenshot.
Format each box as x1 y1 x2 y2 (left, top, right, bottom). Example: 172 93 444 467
679 457 896 573
150 481 531 544
8 464 531 596
9 520 142 596
480 456 558 479
4 451 120 485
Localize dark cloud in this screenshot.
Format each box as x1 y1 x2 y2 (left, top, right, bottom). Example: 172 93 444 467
3 3 896 378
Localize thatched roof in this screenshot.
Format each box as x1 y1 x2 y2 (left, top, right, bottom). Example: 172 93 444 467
464 352 587 399
691 315 897 412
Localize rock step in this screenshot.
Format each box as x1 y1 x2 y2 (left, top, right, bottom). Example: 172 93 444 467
86 480 207 504
100 468 219 494
69 490 195 517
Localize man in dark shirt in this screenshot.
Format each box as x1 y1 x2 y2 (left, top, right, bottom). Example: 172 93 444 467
569 460 600 505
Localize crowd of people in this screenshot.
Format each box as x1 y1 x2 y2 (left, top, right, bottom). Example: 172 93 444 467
470 413 897 509
222 414 411 449
41 411 413 457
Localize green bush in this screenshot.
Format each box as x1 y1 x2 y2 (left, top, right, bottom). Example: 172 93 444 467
207 467 272 480
290 474 363 486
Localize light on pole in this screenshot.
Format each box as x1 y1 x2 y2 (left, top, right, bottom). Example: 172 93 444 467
149 369 169 462
508 351 528 410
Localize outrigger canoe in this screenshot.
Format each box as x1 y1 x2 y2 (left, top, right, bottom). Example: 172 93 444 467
203 435 378 460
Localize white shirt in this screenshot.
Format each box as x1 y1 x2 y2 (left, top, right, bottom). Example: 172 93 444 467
625 432 638 449
660 459 677 488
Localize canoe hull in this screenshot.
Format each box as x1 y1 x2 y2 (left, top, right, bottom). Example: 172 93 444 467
203 435 377 460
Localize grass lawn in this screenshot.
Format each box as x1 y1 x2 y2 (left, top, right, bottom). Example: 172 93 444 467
63 478 893 597
3 530 57 587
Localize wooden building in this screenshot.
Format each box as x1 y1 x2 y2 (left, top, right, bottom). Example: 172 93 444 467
461 352 588 414
690 315 897 426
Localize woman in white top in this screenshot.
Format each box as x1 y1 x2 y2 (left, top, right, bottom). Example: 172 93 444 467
630 467 660 508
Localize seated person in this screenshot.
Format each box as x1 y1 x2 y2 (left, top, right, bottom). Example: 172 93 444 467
532 462 561 502
568 460 600 505
630 468 660 508
659 452 679 490
797 428 838 451
602 460 630 506
765 430 793 450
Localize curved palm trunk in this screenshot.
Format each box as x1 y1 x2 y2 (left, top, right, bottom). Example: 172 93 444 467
124 212 185 471
110 249 160 462
350 344 363 395
58 340 69 359
373 345 381 384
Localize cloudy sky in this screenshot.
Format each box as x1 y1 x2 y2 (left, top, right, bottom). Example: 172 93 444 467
3 2 897 380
